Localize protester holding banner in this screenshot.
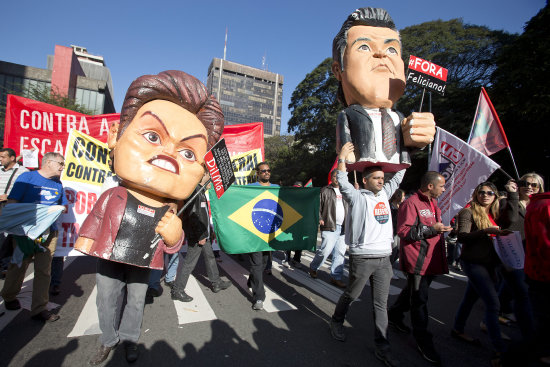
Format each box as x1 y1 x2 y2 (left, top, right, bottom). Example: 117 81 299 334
245 161 278 311
0 152 67 322
452 182 516 364
76 70 224 365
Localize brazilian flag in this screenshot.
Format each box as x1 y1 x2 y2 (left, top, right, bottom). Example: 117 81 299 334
209 186 320 254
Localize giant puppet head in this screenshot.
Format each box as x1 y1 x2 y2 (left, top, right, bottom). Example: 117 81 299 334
108 70 224 201
332 8 434 172
332 7 406 109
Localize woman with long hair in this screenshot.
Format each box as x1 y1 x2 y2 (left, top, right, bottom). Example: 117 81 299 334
451 182 516 364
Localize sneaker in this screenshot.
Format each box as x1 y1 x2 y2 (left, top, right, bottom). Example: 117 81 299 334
330 278 347 288
164 280 175 289
124 341 139 363
388 313 411 334
212 280 231 293
417 341 441 365
4 298 21 310
171 288 193 302
375 348 401 367
330 319 346 342
281 260 290 268
252 300 264 311
309 269 318 278
290 259 301 269
146 287 162 298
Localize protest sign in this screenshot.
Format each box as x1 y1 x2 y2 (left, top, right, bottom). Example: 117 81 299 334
429 127 500 223
406 55 448 95
56 130 113 256
3 94 119 162
493 232 525 269
204 138 235 199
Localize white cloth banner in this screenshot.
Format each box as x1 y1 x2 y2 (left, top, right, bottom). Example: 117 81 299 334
492 231 524 270
429 127 500 224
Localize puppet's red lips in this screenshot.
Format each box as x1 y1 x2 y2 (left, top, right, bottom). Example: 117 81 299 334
148 155 179 174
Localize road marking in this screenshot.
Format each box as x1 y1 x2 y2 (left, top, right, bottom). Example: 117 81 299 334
67 286 100 337
217 252 296 312
173 275 217 324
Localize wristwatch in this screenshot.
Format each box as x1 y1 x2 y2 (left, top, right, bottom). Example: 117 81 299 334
338 158 345 164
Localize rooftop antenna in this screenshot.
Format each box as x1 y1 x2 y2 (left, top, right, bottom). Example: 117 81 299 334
262 51 267 71
223 27 228 60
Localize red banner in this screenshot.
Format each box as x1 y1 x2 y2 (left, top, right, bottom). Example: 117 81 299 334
3 95 120 163
221 122 264 159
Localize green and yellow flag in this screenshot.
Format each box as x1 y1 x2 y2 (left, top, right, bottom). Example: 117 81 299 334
209 186 320 254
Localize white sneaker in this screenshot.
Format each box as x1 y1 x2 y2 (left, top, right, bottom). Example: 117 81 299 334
252 300 264 311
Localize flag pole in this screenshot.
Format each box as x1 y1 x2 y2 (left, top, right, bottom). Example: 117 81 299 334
498 167 514 181
481 87 520 179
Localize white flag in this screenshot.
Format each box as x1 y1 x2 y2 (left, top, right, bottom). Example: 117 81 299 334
429 127 500 224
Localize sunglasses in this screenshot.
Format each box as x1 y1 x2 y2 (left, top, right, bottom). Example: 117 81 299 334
258 169 271 173
478 190 495 196
518 181 538 189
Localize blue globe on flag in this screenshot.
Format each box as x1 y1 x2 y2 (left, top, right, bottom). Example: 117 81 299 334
251 199 283 234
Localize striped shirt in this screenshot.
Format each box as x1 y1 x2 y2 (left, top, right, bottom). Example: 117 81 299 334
0 163 29 195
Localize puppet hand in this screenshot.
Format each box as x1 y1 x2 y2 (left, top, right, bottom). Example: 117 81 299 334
402 112 436 148
156 211 183 247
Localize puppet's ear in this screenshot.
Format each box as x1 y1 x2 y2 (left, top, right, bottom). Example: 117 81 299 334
107 122 119 149
332 61 343 81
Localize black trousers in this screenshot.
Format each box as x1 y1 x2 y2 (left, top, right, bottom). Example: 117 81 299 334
247 251 269 302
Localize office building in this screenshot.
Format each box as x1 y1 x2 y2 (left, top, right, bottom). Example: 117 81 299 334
1 44 116 119
207 58 283 136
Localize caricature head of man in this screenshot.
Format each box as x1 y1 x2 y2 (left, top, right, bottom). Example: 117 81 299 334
109 70 224 200
332 7 406 108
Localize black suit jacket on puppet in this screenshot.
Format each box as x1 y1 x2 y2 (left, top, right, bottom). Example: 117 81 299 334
336 104 411 170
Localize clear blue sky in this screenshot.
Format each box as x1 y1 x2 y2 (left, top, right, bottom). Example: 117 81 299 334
1 0 545 134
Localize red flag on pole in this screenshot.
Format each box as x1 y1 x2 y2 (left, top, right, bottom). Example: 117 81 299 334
467 87 509 156
327 157 338 185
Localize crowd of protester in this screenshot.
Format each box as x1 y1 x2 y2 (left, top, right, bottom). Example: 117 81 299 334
0 146 548 367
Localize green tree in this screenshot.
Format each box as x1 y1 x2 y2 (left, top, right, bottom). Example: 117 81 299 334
490 2 550 180
398 19 516 139
286 58 342 186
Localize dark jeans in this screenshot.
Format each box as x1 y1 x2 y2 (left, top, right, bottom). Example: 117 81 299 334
389 273 434 344
498 267 534 339
174 239 220 291
51 256 64 287
285 250 302 263
96 259 150 347
453 260 504 352
247 251 270 302
332 255 393 349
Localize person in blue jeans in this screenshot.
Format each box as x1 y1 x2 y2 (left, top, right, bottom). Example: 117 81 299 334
309 170 348 288
452 182 517 366
147 252 180 297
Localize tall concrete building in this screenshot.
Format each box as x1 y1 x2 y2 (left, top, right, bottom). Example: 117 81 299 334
0 45 116 118
207 58 283 136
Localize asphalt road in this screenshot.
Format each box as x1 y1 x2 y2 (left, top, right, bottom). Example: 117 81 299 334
0 248 522 367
